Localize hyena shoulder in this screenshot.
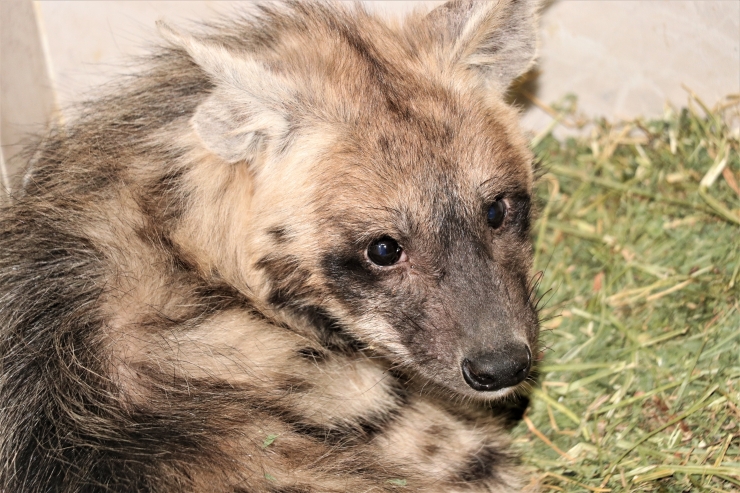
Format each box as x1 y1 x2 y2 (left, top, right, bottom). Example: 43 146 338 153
0 1 541 492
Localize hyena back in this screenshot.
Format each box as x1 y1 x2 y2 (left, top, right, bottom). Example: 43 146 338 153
0 1 541 491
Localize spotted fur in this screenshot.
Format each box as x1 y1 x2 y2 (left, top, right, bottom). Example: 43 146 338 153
0 1 541 491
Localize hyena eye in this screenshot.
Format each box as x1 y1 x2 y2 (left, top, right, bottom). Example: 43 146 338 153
367 237 404 266
486 199 508 229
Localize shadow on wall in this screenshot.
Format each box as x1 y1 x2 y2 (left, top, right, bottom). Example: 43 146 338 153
505 0 558 114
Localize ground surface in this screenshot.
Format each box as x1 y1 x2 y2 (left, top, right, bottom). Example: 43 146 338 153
514 94 740 492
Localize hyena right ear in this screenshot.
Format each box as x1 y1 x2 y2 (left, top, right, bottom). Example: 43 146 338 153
423 0 540 93
158 22 295 164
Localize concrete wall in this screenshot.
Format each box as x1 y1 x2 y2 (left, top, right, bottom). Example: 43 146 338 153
521 0 740 131
2 0 739 190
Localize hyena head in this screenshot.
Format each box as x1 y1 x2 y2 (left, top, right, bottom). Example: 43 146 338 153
165 0 540 400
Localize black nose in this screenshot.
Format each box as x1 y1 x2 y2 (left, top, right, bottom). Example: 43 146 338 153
462 344 531 392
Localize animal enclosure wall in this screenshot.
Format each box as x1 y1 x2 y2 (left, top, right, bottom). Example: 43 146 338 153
1 0 739 192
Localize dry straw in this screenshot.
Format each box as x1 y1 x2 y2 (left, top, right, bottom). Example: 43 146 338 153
516 92 740 492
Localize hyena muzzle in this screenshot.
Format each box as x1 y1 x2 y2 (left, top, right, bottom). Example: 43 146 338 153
0 1 542 491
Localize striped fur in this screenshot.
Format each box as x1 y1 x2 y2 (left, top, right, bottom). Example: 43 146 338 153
0 1 541 491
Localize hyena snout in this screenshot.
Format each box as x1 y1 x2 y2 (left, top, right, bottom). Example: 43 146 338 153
461 343 532 392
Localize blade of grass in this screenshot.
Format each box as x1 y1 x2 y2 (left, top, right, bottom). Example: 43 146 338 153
608 385 719 473
531 388 581 426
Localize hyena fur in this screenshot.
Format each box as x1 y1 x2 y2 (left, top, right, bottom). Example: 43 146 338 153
0 1 542 491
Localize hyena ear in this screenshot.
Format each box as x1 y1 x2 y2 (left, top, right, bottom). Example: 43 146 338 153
424 0 540 92
158 21 294 164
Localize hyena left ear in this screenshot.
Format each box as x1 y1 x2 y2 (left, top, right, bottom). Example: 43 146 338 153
158 21 295 164
424 0 540 92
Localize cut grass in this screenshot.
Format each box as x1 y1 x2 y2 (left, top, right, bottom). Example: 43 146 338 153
515 93 740 492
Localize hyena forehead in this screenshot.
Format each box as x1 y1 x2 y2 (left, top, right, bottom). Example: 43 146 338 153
158 0 540 170
343 94 535 191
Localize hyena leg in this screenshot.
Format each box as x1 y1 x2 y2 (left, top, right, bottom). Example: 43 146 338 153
110 309 427 491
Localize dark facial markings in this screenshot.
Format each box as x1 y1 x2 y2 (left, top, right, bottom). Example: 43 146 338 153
256 253 313 308
505 192 533 238
297 305 367 354
255 250 367 354
321 248 382 298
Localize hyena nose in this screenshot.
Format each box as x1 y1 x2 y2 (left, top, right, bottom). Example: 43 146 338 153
461 344 531 392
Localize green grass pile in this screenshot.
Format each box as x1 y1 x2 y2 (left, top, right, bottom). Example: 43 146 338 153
514 93 740 492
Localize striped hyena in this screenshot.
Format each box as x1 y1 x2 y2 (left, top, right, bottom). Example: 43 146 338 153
0 1 542 492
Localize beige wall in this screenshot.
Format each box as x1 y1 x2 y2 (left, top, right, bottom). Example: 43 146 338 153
2 0 739 189
521 0 740 131
0 0 58 191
